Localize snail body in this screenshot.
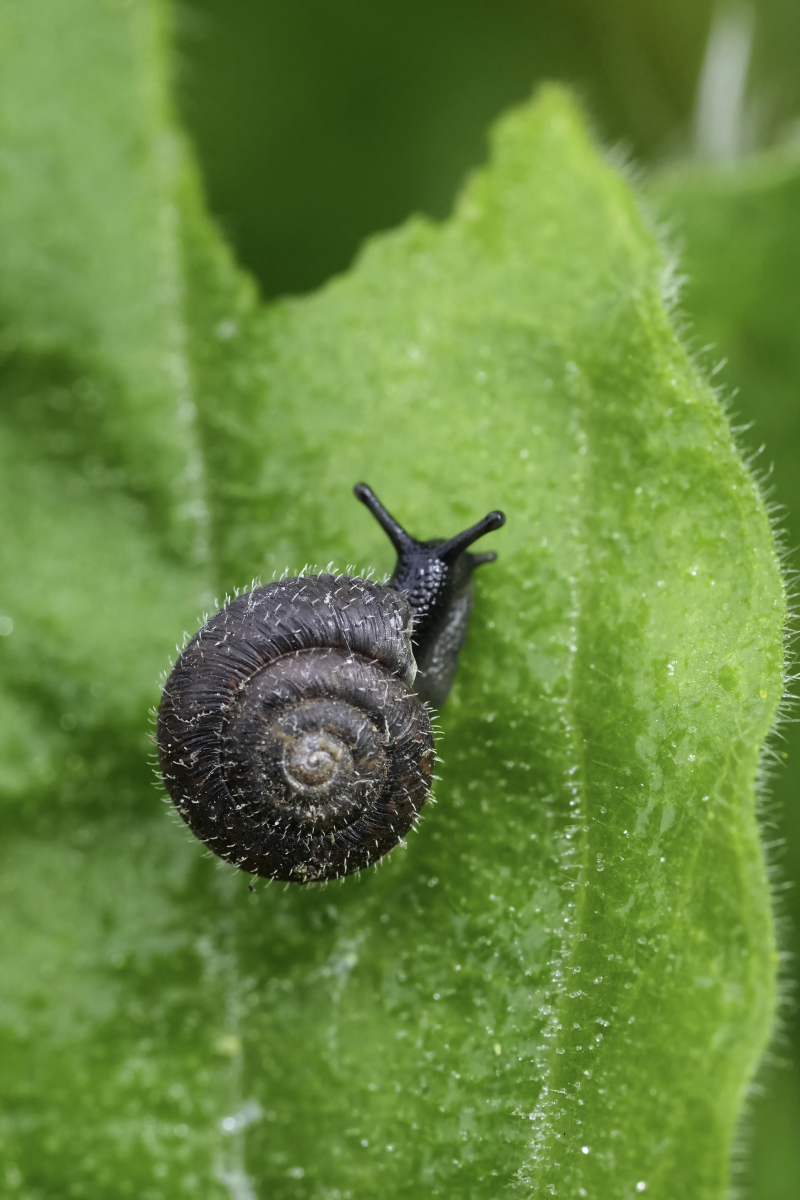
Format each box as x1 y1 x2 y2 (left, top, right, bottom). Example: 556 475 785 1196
158 485 504 883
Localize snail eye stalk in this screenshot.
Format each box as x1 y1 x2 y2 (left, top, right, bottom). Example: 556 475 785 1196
354 482 505 568
352 483 414 556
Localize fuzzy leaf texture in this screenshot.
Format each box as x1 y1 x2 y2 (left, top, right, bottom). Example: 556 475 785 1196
0 2 785 1198
649 149 800 1194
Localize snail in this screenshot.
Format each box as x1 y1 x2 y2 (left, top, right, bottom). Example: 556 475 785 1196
157 484 505 883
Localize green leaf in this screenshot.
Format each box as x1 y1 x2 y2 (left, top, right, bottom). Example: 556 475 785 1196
649 150 800 1199
0 3 785 1197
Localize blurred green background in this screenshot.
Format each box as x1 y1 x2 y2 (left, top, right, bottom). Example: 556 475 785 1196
175 1 800 1194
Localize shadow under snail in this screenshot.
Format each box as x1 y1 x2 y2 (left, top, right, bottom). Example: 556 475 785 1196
157 484 505 883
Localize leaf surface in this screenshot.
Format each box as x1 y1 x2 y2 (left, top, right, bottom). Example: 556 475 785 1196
0 2 784 1197
651 151 800 1198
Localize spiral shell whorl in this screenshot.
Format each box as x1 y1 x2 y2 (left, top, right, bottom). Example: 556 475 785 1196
157 575 434 882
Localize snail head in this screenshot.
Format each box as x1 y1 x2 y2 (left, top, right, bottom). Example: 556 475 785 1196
353 482 505 666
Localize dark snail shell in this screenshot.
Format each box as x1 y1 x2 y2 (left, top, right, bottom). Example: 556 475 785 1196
157 485 505 884
158 574 435 883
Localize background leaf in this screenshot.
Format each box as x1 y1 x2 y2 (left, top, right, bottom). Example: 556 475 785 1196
0 2 786 1198
177 0 800 300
